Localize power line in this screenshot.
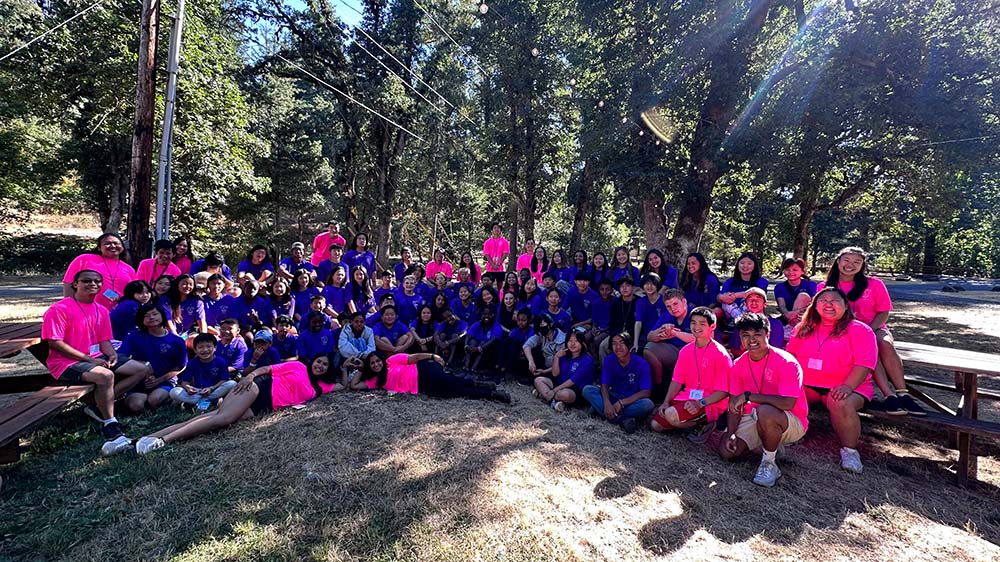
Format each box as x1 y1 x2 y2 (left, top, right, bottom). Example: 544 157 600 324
412 0 489 78
0 0 105 64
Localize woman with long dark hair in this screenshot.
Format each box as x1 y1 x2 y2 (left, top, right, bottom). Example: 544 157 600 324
718 251 768 320
640 249 679 291
350 351 510 402
63 233 135 309
172 235 196 275
679 252 720 309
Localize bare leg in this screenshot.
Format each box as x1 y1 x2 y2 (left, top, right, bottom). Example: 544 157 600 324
824 393 865 449
147 388 171 408
875 329 906 391
152 385 259 444
554 388 577 404
80 367 116 419
125 393 148 414
756 405 790 452
533 377 554 401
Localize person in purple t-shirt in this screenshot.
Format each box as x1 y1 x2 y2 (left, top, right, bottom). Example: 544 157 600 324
583 331 655 433
533 331 595 412
566 271 599 330
237 245 275 287
373 305 414 354
433 308 468 365
718 251 769 320
465 306 503 371
343 232 376 287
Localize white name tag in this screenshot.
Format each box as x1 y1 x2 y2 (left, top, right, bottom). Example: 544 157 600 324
688 389 704 400
808 358 824 370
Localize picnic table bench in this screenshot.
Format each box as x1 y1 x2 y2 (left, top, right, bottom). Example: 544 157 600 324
864 340 1000 486
0 322 94 464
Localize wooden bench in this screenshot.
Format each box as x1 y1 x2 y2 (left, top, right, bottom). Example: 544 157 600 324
864 340 1000 486
0 322 94 464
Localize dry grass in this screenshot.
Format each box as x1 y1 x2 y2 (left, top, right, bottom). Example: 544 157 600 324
1 283 1000 561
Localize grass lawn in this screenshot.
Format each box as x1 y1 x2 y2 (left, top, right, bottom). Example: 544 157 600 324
1 282 999 561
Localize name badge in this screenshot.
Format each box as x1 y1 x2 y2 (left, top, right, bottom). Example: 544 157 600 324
808 358 824 370
89 344 100 355
688 389 704 400
103 288 120 300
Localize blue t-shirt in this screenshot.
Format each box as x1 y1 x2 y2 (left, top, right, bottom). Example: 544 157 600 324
636 295 667 340
556 354 596 387
566 288 600 324
521 293 545 317
650 308 693 348
175 297 205 333
774 279 818 307
373 320 409 345
449 298 477 324
291 288 319 319
601 353 652 396
591 297 613 331
297 312 333 333
683 274 721 308
110 299 140 342
241 346 281 370
120 331 187 377
273 333 299 359
271 296 295 320
394 291 425 326
203 294 237 327
611 265 640 286
547 266 573 285
237 259 274 279
190 260 233 279
180 356 230 388
216 338 248 370
435 319 468 339
316 261 346 286
411 320 436 340
233 296 274 328
542 307 572 334
590 267 612 285
720 276 770 308
279 257 315 277
297 328 335 359
320 285 349 315
507 326 535 346
467 321 502 346
343 249 376 278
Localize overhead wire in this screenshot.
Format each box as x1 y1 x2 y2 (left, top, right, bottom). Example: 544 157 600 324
411 0 489 78
0 0 105 64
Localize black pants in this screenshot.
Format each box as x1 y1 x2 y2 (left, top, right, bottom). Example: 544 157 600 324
417 361 495 400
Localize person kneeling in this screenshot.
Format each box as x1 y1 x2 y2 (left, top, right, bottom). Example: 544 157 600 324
135 354 341 454
718 313 809 488
169 333 237 410
533 330 595 412
651 307 732 443
582 332 654 434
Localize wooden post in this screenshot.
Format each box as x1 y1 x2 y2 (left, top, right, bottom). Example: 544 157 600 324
127 0 160 265
956 371 978 486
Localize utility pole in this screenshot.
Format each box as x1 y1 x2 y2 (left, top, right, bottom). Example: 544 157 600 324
127 0 160 264
155 0 185 242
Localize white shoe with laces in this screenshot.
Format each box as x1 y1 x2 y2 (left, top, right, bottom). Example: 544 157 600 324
135 436 165 456
752 459 781 487
100 435 133 457
840 447 864 474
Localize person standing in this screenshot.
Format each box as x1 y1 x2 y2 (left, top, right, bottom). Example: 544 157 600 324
310 221 347 267
482 222 510 285
63 233 136 310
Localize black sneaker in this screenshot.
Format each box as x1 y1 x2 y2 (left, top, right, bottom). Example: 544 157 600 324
491 389 512 404
897 393 926 416
880 395 906 416
622 418 638 434
100 421 124 440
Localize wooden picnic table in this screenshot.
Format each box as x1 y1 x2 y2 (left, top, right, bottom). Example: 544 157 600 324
892 340 1000 486
0 322 54 393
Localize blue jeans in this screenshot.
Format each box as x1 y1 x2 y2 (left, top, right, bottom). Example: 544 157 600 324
582 385 654 423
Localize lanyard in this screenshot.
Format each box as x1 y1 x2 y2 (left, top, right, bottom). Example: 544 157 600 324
100 256 119 290
746 350 771 394
71 296 98 340
150 261 170 283
692 341 710 389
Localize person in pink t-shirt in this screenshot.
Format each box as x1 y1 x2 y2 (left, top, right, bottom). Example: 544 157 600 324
817 247 923 416
133 355 342 455
62 233 136 310
515 239 536 277
651 307 732 440
310 221 347 267
135 239 183 284
172 234 194 275
349 351 511 403
720 313 808 488
425 248 454 281
787 287 877 474
482 222 510 283
43 269 149 457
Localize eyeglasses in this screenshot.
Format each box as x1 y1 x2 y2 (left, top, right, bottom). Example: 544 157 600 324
78 279 102 284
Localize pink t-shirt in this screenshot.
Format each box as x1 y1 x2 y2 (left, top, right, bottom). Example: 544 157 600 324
786 320 878 400
310 232 347 266
365 353 420 394
63 254 136 310
42 297 113 379
671 339 733 421
268 361 336 408
135 258 182 284
516 253 545 283
425 261 454 281
817 278 892 328
173 255 192 275
730 347 809 432
482 237 510 273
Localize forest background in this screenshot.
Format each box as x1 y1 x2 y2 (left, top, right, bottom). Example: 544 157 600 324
1 0 998 277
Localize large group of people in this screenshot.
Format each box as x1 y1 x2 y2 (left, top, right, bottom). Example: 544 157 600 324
42 222 924 487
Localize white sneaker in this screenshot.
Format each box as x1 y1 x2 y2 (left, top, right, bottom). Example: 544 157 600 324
553 401 566 413
100 435 133 457
532 389 540 399
752 459 781 487
840 447 864 474
135 436 165 456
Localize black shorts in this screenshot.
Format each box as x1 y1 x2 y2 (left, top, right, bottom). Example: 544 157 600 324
805 385 870 408
249 375 274 416
56 354 131 385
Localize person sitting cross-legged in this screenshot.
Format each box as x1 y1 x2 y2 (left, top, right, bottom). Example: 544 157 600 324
582 331 655 434
533 330 595 412
650 306 732 443
169 333 237 410
718 313 809 488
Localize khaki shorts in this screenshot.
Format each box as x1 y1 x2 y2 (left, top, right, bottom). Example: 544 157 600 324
735 409 805 451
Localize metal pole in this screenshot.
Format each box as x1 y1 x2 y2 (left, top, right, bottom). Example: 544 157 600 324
164 128 173 237
154 0 185 242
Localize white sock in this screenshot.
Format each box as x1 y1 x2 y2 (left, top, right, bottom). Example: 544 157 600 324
842 446 858 454
103 416 118 426
762 449 776 463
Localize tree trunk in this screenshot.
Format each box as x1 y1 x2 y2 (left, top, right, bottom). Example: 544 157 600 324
570 161 595 251
105 149 128 233
921 230 938 276
126 0 160 264
668 0 774 257
793 196 817 258
507 200 519 273
642 195 669 252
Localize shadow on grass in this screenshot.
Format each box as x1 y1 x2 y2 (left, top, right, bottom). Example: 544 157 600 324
2 385 1000 561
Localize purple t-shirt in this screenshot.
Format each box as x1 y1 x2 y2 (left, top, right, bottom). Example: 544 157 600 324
279 257 315 277
292 288 320 318
241 346 281 370
601 353 652 396
774 279 818 306
297 328 335 359
611 265 640 286
649 308 692 348
273 333 299 359
343 249 376 279
316 261 347 286
449 298 476 324
721 276 769 308
636 295 667 340
683 274 721 308
436 319 468 339
591 297 612 331
238 259 274 279
467 321 503 345
203 294 237 327
233 296 274 328
566 288 600 324
543 307 572 334
373 321 409 345
180 356 230 388
394 291 425 326
176 297 206 333
321 285 349 314
216 338 248 370
556 354 596 387
120 331 187 377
